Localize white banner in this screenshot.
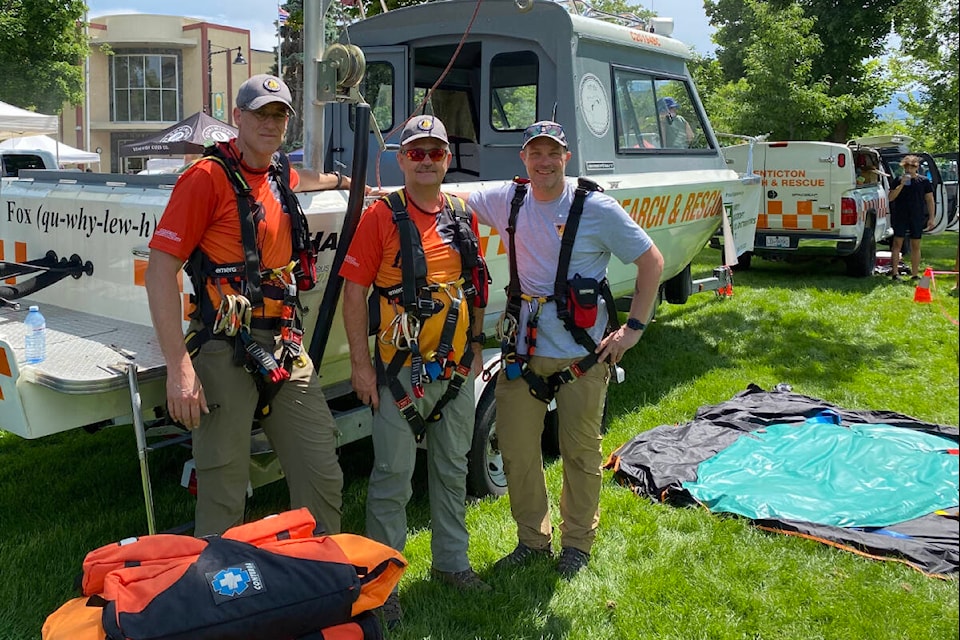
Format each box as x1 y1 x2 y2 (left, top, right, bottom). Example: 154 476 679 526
721 181 762 265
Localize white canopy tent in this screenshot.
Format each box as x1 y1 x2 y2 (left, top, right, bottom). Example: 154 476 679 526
0 100 58 140
0 134 100 166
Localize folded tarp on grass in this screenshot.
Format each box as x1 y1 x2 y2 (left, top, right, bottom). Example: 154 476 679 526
605 384 959 576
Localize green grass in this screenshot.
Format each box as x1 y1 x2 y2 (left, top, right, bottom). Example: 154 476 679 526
2 235 958 639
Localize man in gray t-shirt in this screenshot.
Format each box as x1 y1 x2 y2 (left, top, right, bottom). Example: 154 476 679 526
468 120 663 578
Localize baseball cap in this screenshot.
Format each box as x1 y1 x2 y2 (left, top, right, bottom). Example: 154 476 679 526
400 115 449 145
657 97 679 113
237 74 295 114
522 121 567 149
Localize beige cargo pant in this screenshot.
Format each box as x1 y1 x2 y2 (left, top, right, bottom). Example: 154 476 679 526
495 355 609 554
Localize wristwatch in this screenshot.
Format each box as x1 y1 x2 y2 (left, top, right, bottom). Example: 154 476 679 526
470 332 487 344
625 317 647 331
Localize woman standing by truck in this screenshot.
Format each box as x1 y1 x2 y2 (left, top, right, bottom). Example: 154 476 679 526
889 154 936 281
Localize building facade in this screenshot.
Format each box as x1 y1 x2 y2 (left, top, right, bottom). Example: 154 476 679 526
60 14 273 173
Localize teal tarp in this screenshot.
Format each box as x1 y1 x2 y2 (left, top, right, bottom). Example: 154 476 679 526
682 413 959 528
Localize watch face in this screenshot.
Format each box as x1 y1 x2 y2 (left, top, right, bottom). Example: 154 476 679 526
578 73 610 138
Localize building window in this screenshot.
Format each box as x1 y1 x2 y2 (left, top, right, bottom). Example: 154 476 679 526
113 54 179 123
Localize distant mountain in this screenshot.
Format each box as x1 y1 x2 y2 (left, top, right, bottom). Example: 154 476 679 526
874 90 919 120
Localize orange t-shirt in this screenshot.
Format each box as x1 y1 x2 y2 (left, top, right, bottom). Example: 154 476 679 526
149 141 301 319
339 192 479 366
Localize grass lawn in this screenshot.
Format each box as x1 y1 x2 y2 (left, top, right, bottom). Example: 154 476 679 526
1 235 957 639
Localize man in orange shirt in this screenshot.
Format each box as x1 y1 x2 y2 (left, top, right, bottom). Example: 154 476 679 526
341 115 491 627
145 74 357 536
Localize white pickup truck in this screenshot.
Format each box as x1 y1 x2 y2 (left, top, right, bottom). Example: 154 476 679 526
720 140 889 277
0 0 760 528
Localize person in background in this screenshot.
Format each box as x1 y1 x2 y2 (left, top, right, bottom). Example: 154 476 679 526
340 115 491 628
468 121 664 578
889 154 935 281
656 97 694 148
145 74 359 537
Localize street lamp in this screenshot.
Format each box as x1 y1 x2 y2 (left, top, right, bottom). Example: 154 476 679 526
207 40 247 123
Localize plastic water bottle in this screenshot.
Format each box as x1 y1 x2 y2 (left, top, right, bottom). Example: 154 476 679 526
24 305 46 364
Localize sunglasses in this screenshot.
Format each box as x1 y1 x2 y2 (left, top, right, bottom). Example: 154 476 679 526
523 122 566 143
903 163 919 168
403 148 448 162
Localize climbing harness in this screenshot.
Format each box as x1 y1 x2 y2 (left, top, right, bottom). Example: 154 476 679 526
183 141 316 416
373 189 489 441
499 177 620 403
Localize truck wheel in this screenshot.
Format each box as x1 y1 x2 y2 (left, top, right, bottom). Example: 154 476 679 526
845 223 876 277
467 383 508 498
663 263 692 304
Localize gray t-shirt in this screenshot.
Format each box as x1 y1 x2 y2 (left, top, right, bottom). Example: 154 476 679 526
469 179 653 358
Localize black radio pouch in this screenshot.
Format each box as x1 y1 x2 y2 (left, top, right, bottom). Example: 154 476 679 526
566 275 600 329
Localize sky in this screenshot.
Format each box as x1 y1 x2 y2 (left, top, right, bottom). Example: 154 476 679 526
84 0 718 54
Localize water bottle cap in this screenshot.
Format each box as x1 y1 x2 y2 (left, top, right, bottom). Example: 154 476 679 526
29 305 39 312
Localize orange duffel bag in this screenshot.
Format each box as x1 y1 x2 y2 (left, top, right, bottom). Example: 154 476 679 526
43 509 405 640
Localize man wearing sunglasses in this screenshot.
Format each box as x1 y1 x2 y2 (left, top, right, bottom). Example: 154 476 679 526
889 154 936 280
340 115 491 626
146 74 359 537
468 120 663 578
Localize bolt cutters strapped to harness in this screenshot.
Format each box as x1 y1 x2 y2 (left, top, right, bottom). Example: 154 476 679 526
374 190 489 442
499 177 620 403
183 142 317 417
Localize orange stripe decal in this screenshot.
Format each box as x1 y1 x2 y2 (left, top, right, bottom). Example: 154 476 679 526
0 348 11 377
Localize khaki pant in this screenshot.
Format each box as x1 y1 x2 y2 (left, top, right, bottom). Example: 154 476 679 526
495 355 609 553
191 328 343 536
366 369 475 573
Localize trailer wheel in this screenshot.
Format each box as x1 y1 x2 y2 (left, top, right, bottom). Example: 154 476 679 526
845 222 876 277
467 382 508 498
663 263 692 304
732 251 752 271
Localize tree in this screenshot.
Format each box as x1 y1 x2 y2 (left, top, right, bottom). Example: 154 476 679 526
893 0 959 152
703 0 899 142
0 0 88 113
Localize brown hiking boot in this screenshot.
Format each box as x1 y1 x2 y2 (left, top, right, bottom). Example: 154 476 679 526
378 592 402 630
493 542 554 570
430 567 492 592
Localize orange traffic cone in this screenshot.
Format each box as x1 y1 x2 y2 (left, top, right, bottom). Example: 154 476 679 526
913 267 933 303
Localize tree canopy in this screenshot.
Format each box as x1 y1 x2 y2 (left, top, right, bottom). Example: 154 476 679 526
697 0 956 151
0 0 88 114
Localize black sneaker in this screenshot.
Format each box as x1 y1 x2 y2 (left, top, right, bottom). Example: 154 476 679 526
430 567 492 592
378 592 402 630
557 547 590 579
493 542 553 570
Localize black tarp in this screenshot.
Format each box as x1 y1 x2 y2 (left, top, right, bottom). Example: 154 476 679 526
605 384 959 576
119 112 237 157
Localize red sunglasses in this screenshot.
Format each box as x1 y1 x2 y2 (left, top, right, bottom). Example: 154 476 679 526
403 148 448 162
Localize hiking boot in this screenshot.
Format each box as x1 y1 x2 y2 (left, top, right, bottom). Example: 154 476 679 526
493 542 553 570
430 567 492 592
557 547 590 579
378 592 402 630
